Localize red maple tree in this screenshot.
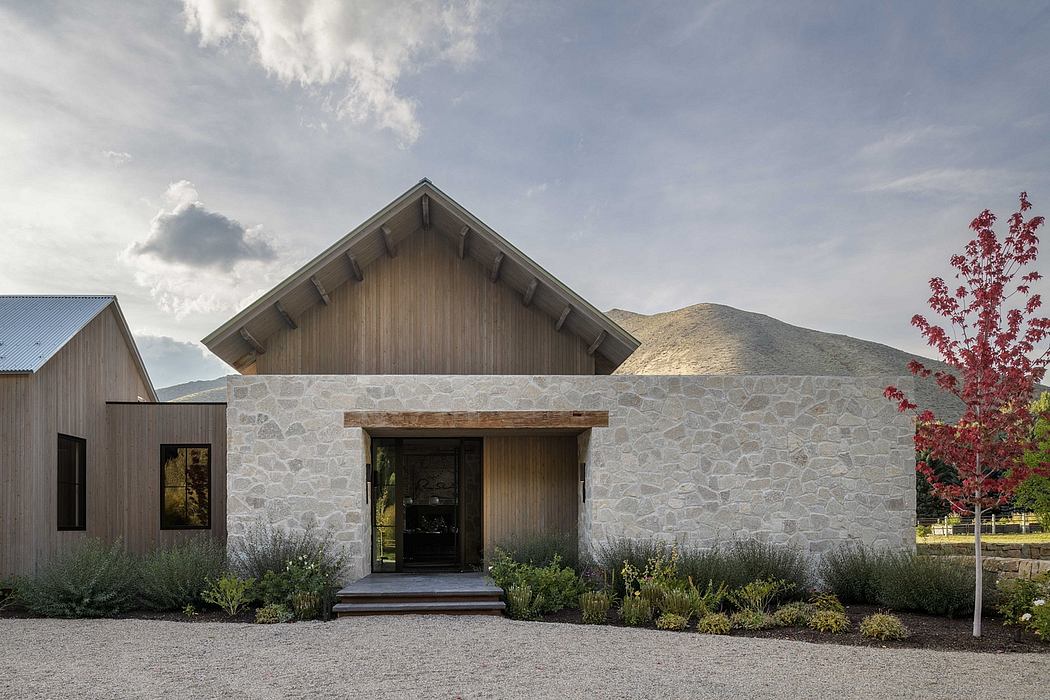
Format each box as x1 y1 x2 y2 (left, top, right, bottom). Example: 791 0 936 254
885 192 1050 637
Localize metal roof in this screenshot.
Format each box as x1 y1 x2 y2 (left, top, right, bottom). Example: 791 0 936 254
0 296 158 399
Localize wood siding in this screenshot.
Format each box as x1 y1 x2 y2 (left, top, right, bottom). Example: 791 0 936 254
105 403 227 554
482 436 578 555
254 228 595 375
0 307 152 577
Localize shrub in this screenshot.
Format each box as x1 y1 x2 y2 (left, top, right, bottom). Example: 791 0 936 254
638 581 668 611
489 550 585 614
619 595 653 626
231 520 347 591
728 578 792 613
579 591 611 624
729 609 774 630
255 603 293 624
810 592 845 614
1027 598 1050 640
659 587 699 619
876 553 975 617
590 538 672 596
255 554 331 615
819 544 886 605
138 538 227 611
678 540 809 596
202 575 254 616
997 575 1049 627
771 601 814 627
809 609 850 633
494 531 579 571
656 613 689 631
15 539 138 617
695 612 732 635
695 579 729 615
505 584 542 620
183 604 199 617
859 612 908 641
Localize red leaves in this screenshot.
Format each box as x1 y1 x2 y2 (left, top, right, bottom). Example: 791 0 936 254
887 192 1050 514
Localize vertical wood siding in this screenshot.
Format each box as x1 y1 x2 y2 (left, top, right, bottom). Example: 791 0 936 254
482 435 578 555
255 229 595 375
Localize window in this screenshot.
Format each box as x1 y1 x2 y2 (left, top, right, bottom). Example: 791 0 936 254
161 445 211 529
57 434 86 530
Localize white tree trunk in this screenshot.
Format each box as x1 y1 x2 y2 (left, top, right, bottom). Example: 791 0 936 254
973 503 983 638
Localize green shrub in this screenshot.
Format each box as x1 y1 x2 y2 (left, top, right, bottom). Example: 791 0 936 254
810 592 845 614
656 612 689 631
728 578 792 613
619 595 653 626
489 549 585 614
15 539 138 617
505 584 542 620
590 538 672 596
876 553 975 617
695 612 732 635
638 581 668 611
255 603 293 624
659 587 699 618
231 520 347 591
1027 598 1050 640
729 609 774 630
859 612 908 640
138 538 227 611
183 604 199 617
494 531 579 571
771 601 814 627
678 540 809 596
579 591 611 624
997 575 1049 627
202 575 254 616
818 544 886 605
809 609 850 633
694 579 729 614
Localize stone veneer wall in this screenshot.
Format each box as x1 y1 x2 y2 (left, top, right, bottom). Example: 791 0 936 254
226 375 916 581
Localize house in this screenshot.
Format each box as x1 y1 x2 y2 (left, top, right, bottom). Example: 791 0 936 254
0 296 225 578
0 180 915 585
203 180 917 581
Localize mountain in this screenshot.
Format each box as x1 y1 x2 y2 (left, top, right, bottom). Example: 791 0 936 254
155 376 230 403
608 303 964 419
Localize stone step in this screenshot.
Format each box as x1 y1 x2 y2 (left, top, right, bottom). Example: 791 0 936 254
337 592 504 605
334 600 506 617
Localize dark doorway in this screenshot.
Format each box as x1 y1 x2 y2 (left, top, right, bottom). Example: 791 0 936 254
371 437 483 573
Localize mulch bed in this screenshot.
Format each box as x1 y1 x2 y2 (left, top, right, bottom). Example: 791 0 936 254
538 604 1050 654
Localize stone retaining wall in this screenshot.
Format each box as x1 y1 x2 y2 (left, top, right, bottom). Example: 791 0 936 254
940 555 1050 581
227 374 916 580
919 542 1050 560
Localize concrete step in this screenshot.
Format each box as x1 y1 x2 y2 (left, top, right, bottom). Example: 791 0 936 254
334 600 506 617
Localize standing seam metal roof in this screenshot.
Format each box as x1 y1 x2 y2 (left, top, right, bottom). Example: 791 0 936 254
0 295 115 373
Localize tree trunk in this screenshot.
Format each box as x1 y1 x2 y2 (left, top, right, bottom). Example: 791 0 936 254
973 503 983 638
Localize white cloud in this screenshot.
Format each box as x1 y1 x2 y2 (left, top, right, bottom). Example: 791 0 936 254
101 149 133 165
862 168 1015 196
182 0 492 144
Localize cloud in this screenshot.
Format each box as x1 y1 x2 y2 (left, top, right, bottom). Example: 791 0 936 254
101 150 133 165
182 0 492 144
130 180 275 270
134 333 230 388
861 168 1015 196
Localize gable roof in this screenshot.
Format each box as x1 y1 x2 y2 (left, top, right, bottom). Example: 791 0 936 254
0 295 157 400
202 179 640 372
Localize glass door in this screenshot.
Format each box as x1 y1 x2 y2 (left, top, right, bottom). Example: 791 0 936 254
371 440 398 572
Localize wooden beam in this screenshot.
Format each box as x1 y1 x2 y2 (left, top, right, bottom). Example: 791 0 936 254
522 277 538 306
381 224 397 257
555 305 572 332
274 301 297 330
344 410 609 430
587 330 607 356
421 194 430 231
239 327 266 355
458 225 469 259
310 275 331 305
345 252 364 281
232 353 256 371
489 251 505 283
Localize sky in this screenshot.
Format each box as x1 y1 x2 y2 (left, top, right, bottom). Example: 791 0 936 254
2 1 1049 388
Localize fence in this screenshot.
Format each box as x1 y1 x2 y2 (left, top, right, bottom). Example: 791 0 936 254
919 512 1044 536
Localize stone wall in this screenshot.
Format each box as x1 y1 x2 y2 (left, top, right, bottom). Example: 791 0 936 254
226 374 916 580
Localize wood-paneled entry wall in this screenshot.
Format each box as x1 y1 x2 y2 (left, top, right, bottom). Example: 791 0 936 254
482 435 578 555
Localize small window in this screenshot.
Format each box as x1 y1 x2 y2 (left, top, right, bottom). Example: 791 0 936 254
57 434 86 530
161 444 211 529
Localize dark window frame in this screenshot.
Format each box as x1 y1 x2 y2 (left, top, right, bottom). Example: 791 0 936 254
57 433 87 531
159 443 212 530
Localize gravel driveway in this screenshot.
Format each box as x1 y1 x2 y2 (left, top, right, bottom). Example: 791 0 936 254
1 616 1046 699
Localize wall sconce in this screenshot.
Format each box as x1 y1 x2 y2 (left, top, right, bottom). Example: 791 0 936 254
365 463 372 504
579 462 586 502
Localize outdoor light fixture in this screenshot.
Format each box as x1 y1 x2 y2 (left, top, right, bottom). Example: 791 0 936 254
579 462 586 502
365 463 372 504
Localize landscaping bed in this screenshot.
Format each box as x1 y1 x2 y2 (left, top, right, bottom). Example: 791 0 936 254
538 604 1048 654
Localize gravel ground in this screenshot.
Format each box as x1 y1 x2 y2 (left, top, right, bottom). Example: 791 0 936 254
1 616 1047 699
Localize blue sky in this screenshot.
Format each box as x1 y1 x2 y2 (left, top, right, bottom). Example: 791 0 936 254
2 1 1048 387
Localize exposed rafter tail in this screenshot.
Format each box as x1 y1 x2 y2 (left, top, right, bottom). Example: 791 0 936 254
587 330 607 356
274 301 297 330
310 275 331 305
555 304 572 332
458 225 469 259
490 251 505 283
381 224 397 257
346 252 364 282
239 327 266 355
522 277 538 306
